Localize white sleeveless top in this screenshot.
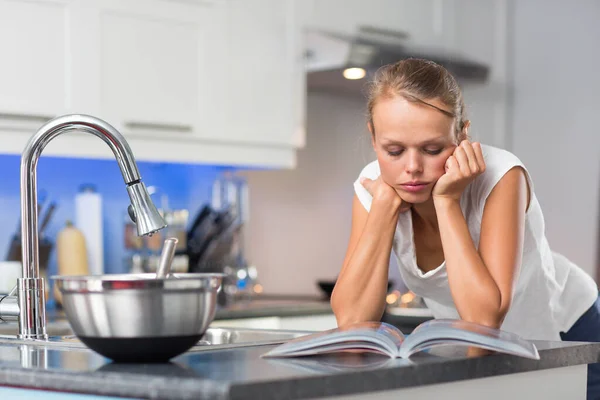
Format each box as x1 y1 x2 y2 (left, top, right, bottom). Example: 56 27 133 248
354 144 598 341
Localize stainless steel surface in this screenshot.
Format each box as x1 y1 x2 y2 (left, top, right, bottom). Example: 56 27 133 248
126 182 167 236
156 238 178 278
52 273 224 338
54 273 222 292
0 319 74 337
0 296 19 321
201 327 309 347
0 325 311 353
16 278 47 339
19 343 48 369
0 114 168 340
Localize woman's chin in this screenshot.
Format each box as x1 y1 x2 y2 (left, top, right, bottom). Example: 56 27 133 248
396 190 431 204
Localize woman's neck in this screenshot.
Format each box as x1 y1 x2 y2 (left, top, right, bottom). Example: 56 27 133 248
411 197 440 231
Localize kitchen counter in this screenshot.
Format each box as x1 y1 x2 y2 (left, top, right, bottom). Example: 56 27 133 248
214 296 333 320
0 335 598 399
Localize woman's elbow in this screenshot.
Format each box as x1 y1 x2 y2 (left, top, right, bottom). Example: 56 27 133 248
332 310 363 328
474 301 511 329
495 296 512 326
330 291 363 327
330 290 349 326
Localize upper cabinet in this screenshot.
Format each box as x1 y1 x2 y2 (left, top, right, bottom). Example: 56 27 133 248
224 0 306 148
0 0 490 167
302 0 455 48
0 0 303 168
0 0 71 120
93 0 228 144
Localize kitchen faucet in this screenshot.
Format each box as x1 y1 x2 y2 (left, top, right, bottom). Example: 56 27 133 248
0 114 167 339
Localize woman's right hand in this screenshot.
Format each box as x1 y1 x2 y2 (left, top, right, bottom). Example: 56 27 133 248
360 176 411 213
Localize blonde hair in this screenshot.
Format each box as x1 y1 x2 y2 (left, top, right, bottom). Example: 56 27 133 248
367 58 468 142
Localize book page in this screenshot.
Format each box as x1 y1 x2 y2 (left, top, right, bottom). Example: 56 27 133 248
398 319 539 360
262 322 405 358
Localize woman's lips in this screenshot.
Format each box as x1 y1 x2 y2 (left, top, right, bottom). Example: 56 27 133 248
400 182 429 193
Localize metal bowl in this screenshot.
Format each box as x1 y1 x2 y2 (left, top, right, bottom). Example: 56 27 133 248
52 273 224 362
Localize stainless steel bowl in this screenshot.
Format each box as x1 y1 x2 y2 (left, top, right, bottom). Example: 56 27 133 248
52 273 224 362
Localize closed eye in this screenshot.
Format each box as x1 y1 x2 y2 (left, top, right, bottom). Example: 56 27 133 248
424 148 443 155
386 147 444 157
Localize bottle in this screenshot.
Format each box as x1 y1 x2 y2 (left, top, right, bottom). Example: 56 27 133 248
75 184 104 275
54 220 89 305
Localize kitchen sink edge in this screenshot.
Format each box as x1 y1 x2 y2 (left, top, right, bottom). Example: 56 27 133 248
0 323 313 353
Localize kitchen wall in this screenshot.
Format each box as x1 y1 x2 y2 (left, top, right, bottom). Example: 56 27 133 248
510 0 600 279
0 155 230 281
242 92 381 295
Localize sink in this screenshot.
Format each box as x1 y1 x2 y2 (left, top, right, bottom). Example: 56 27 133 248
200 327 310 348
0 321 310 352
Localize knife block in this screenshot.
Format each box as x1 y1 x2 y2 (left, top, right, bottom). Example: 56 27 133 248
5 234 54 273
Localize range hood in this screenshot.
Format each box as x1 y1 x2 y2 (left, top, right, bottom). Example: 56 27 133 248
306 26 490 97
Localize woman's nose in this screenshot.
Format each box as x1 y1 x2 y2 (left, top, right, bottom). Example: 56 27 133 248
405 150 423 174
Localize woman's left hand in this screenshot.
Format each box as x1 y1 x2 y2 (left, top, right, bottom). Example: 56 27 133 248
432 140 486 202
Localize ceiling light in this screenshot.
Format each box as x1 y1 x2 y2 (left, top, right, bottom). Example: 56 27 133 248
342 67 366 80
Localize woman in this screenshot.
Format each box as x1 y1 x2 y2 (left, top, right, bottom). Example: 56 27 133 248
330 58 600 397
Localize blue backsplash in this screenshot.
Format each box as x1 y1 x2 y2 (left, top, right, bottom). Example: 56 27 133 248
0 154 239 280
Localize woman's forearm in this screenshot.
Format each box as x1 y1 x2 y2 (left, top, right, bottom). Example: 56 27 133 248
434 198 506 328
331 200 400 326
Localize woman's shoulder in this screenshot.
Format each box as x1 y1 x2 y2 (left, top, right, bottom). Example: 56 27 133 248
357 159 381 181
470 143 533 211
480 144 525 170
477 144 530 183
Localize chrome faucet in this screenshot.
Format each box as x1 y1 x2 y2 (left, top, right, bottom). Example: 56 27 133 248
0 114 166 339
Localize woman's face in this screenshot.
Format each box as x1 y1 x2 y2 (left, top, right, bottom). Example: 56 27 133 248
370 95 457 204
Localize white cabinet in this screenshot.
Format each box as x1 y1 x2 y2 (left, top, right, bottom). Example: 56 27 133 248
0 0 72 119
450 0 507 65
224 0 305 148
448 0 510 149
303 0 451 48
93 0 228 144
301 0 459 81
0 0 303 167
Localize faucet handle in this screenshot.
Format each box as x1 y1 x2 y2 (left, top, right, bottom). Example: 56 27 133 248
126 182 167 236
127 204 137 223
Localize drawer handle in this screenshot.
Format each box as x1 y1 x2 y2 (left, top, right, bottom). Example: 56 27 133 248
124 121 193 133
0 112 54 123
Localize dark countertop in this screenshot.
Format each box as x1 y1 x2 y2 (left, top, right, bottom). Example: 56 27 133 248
214 296 333 320
0 337 598 399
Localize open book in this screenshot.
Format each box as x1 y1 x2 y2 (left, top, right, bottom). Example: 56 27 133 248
262 319 540 360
